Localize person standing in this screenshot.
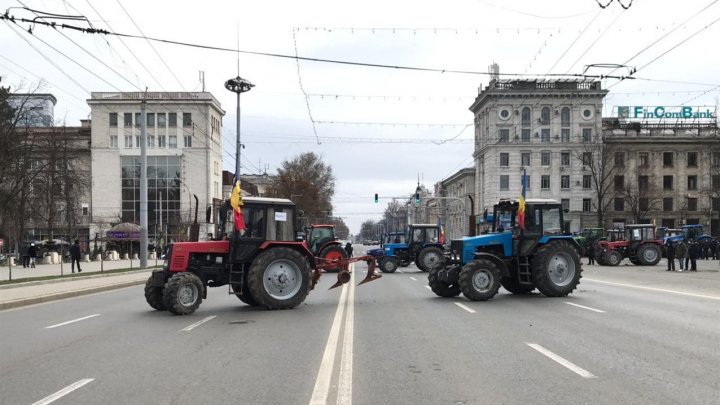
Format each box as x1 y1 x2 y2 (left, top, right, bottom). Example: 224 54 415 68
20 244 30 268
69 239 82 273
27 242 38 268
675 240 687 271
586 243 595 265
665 241 676 271
344 242 353 258
688 241 699 271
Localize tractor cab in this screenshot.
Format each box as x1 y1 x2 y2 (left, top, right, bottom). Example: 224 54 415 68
304 224 346 272
377 224 444 273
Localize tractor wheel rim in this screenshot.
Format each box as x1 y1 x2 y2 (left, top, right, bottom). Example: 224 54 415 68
178 283 198 306
424 253 440 268
549 252 576 287
472 270 491 291
263 260 302 299
644 248 658 262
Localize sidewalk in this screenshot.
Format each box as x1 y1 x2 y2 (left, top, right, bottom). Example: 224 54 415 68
0 258 159 311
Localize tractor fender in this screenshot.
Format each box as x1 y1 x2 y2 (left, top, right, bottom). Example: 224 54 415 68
258 241 316 266
472 252 510 278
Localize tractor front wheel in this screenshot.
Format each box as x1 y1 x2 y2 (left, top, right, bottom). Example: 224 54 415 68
319 245 347 273
604 249 623 266
459 259 501 301
247 247 311 310
428 266 460 297
162 272 203 315
378 256 399 273
417 247 445 272
532 241 582 297
144 274 166 311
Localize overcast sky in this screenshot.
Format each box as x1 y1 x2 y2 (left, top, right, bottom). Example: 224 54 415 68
2 0 720 233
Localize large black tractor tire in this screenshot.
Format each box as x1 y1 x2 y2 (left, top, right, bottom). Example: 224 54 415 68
247 247 311 310
637 244 662 266
629 258 641 265
604 249 623 266
144 275 166 311
416 246 445 272
500 277 535 295
162 272 204 315
532 241 582 297
319 245 347 273
378 256 399 273
231 274 259 306
428 266 461 297
459 259 501 301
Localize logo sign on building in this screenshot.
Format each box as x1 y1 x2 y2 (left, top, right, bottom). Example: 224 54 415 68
617 106 716 121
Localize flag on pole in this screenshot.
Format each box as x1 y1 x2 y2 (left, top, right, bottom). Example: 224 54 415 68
438 220 446 244
518 169 526 231
230 179 245 231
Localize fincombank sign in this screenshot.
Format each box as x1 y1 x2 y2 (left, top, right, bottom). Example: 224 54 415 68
617 106 716 121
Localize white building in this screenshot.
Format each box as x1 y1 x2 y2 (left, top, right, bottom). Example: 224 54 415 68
8 93 57 126
88 92 225 240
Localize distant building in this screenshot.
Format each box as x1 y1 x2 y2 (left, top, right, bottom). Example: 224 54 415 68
434 167 475 240
8 93 57 126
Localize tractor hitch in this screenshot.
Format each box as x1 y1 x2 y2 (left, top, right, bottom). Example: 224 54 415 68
315 255 381 290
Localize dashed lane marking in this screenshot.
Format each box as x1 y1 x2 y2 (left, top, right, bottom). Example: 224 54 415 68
32 378 94 405
583 278 720 301
454 302 476 313
45 314 100 329
526 343 597 378
564 302 606 313
409 276 417 281
180 315 216 332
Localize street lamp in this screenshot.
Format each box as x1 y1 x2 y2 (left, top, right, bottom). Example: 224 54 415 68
224 76 254 179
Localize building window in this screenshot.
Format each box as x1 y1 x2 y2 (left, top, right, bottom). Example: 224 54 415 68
583 198 592 212
109 113 118 127
713 152 720 167
521 128 531 142
639 152 649 168
663 175 673 190
499 153 509 167
122 156 182 232
561 107 571 127
541 151 551 166
158 135 166 148
525 175 531 190
541 128 550 142
184 135 192 148
639 197 649 211
687 152 698 167
124 113 132 127
615 151 625 167
688 175 697 190
521 152 530 166
500 175 509 190
169 135 177 148
561 128 570 143
614 175 624 191
561 151 570 166
82 203 89 216
169 113 177 127
663 152 673 167
521 107 531 126
713 175 720 189
541 175 550 190
158 113 166 127
582 128 592 142
135 136 141 147
614 198 624 212
148 135 155 148
541 107 550 125
582 152 592 166
561 198 570 211
561 175 570 189
183 113 192 127
147 113 155 127
124 135 132 148
110 135 118 148
688 197 698 211
583 175 592 189
663 197 673 212
135 112 141 127
713 197 720 212
499 128 509 143
639 175 649 192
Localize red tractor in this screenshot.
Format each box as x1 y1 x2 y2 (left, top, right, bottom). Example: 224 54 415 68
145 197 379 315
305 224 347 272
595 224 662 266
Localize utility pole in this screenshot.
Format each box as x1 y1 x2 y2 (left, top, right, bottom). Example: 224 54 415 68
224 76 254 179
139 97 148 268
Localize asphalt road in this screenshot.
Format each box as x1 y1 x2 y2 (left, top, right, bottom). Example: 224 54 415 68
1 246 719 405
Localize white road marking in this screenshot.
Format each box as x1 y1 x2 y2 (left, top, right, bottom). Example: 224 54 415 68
526 343 597 378
45 314 100 329
310 264 350 405
397 269 403 273
337 266 355 405
454 302 477 313
564 302 606 313
424 285 432 290
32 378 94 405
409 276 417 281
180 315 216 332
584 278 720 301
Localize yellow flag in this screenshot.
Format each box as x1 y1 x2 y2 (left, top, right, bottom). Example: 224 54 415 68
230 180 243 210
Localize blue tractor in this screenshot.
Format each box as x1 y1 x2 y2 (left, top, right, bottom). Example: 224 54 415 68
428 199 582 301
662 224 710 245
377 224 445 273
366 231 405 260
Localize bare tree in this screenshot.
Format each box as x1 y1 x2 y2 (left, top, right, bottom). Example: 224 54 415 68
575 130 618 228
622 181 661 224
383 200 408 233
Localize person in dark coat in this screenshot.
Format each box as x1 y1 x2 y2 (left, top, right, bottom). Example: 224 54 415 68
586 243 595 265
344 242 353 258
665 241 676 271
20 244 30 268
27 243 38 268
69 239 82 273
688 241 699 271
675 241 687 271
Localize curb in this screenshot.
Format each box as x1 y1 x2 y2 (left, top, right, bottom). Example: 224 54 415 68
0 278 147 311
0 268 156 290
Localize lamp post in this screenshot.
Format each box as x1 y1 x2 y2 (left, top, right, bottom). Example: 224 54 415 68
224 76 254 179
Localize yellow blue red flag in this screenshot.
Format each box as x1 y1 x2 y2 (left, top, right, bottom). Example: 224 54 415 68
230 180 245 231
518 169 526 231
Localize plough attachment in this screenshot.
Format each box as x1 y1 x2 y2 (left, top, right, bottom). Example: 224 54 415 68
311 255 381 290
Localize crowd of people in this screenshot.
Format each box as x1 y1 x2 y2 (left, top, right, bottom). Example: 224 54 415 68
664 238 719 272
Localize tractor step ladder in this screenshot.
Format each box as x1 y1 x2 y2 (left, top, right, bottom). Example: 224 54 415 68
228 265 244 294
517 256 533 285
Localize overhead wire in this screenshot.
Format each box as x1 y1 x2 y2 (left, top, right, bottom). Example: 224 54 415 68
291 28 321 145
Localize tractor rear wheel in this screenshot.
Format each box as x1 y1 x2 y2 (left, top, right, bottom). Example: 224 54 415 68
637 244 661 265
428 266 460 297
231 272 259 306
144 275 166 311
247 247 311 310
319 245 347 273
162 272 203 315
417 247 445 272
459 259 501 301
532 241 582 297
604 249 623 266
378 256 399 273
500 277 535 295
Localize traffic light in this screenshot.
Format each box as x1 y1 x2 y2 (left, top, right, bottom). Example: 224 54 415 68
374 193 379 203
415 192 421 205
